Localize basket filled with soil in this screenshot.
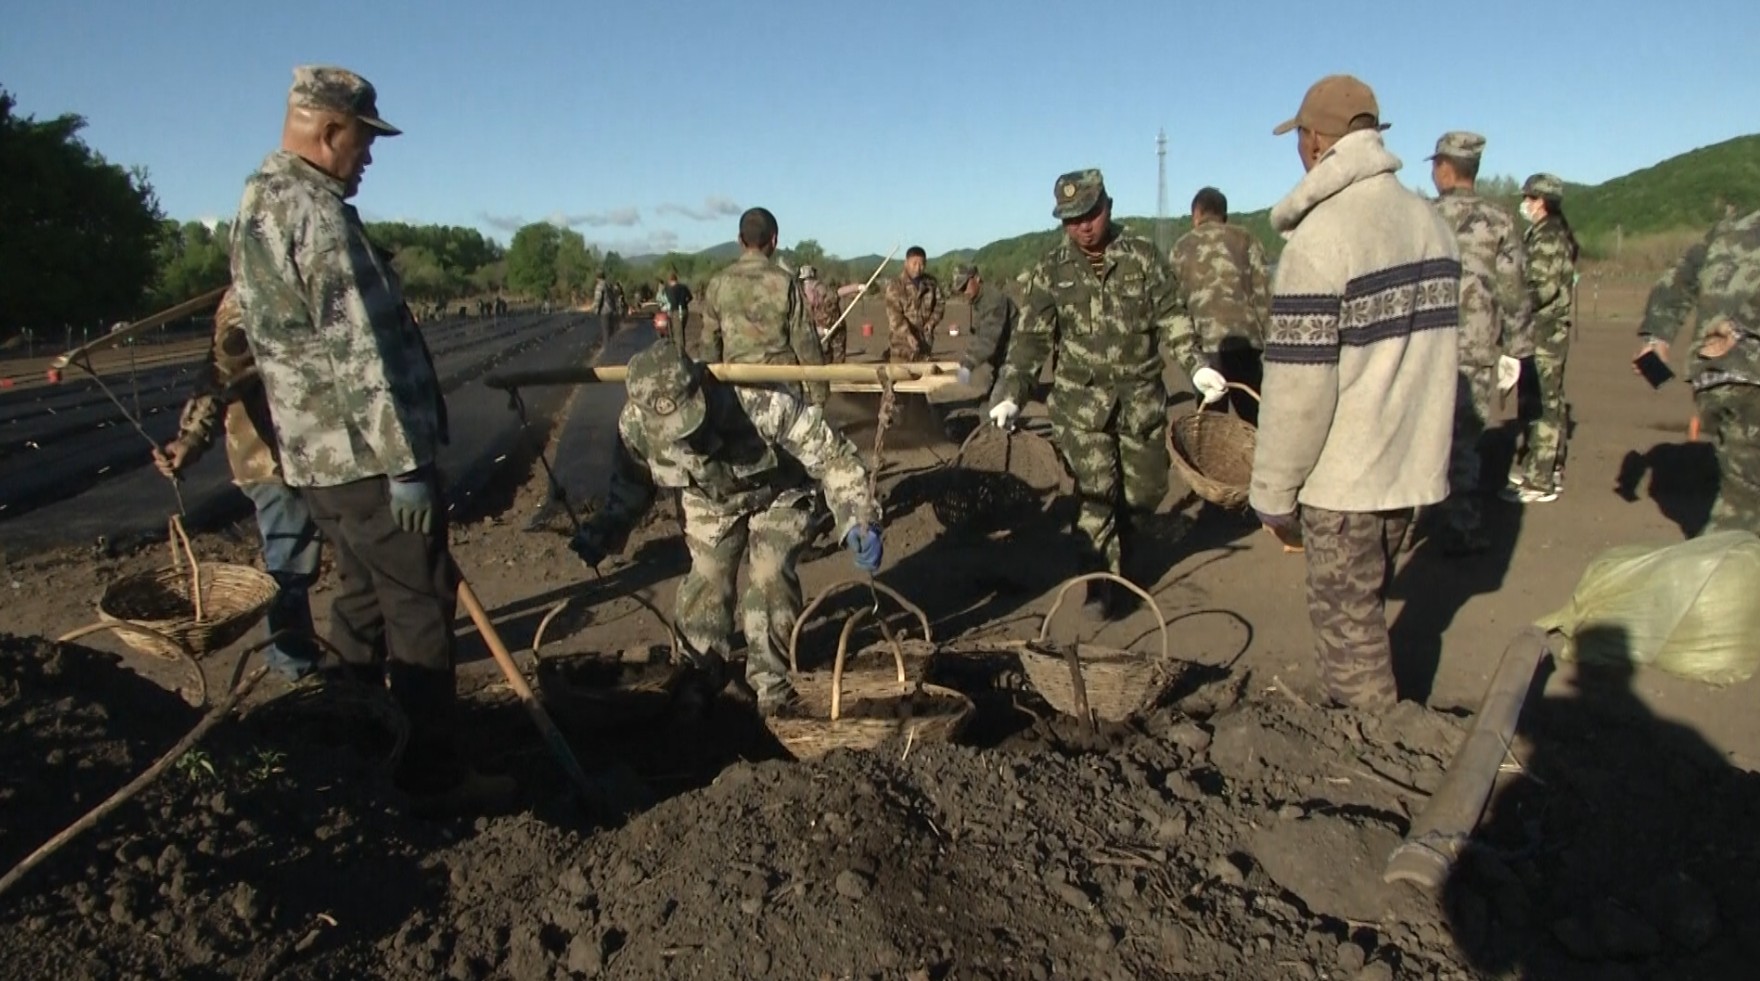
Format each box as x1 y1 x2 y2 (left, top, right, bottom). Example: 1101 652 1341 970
933 424 1070 533
530 595 685 731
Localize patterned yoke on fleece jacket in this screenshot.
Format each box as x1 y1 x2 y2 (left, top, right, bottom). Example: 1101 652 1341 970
1250 129 1462 708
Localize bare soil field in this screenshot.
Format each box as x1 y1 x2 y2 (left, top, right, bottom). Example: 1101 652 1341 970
2 280 1756 980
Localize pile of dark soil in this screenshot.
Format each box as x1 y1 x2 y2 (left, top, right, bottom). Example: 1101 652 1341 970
4 631 1759 980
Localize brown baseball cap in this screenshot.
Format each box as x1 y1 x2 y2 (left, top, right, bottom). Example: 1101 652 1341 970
1272 74 1388 137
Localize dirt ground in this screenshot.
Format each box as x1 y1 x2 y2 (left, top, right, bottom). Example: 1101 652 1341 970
2 280 1757 980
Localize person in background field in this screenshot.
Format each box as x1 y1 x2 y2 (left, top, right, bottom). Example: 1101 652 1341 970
883 245 943 362
698 207 829 404
1502 172 1579 504
798 264 847 363
949 262 1018 400
1168 186 1271 425
1251 74 1462 710
1427 131 1532 554
152 287 323 682
1635 208 1760 535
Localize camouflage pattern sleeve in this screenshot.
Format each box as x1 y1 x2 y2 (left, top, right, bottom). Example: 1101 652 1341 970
698 286 725 362
591 412 660 551
923 279 945 334
1497 223 1535 358
1247 235 1273 344
1639 229 1711 351
786 280 830 405
1524 222 1575 348
1148 249 1206 378
747 390 878 536
882 278 911 351
992 264 1057 407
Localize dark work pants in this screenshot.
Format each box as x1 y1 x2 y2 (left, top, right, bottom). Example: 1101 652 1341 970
1203 346 1264 427
301 476 459 741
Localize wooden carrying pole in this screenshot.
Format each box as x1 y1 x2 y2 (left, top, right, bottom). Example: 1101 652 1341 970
1382 627 1551 890
49 285 230 373
484 360 963 390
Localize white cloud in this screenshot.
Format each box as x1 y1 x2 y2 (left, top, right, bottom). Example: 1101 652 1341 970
655 195 741 221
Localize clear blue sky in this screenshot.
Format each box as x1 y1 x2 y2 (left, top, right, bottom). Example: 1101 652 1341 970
6 0 1757 259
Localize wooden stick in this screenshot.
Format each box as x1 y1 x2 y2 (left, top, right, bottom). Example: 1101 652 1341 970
484 360 961 390
0 661 270 900
821 244 899 344
453 575 620 814
49 286 229 372
1382 627 1550 889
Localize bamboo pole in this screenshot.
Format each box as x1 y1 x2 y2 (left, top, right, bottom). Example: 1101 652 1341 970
49 286 229 373
484 360 963 390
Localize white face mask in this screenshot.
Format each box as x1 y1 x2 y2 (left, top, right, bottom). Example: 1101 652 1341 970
1520 200 1539 224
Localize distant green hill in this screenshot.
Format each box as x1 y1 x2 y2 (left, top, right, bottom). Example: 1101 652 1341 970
1567 133 1760 245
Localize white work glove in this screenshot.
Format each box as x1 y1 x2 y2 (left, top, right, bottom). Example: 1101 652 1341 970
1192 367 1228 405
1497 355 1521 394
988 399 1019 430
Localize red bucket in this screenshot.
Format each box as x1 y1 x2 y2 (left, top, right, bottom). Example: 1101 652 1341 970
861 322 873 338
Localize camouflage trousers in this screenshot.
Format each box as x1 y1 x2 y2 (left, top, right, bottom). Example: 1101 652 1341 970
1445 365 1497 532
1519 351 1569 491
1698 384 1760 536
1048 377 1169 572
674 487 816 705
887 324 931 362
1300 505 1413 709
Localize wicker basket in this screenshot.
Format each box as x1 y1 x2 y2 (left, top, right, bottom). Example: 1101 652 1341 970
767 607 974 761
789 578 932 674
1168 383 1259 509
531 593 685 731
934 424 1070 532
1018 573 1178 725
96 516 279 661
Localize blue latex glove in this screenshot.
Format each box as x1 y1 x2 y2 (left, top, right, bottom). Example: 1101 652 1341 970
1255 509 1302 550
845 524 883 573
388 473 435 535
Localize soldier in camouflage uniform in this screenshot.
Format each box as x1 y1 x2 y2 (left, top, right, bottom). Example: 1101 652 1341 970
798 264 847 363
232 66 507 810
988 169 1222 617
1428 132 1533 553
699 208 829 404
569 343 883 715
950 263 1019 398
882 246 943 362
1503 173 1580 503
592 272 620 334
1168 186 1271 425
1637 208 1760 534
152 288 323 681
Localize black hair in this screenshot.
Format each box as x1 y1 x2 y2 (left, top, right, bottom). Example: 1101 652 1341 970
739 207 778 247
1191 187 1228 220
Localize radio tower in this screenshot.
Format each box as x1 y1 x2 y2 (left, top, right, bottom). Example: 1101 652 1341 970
1155 128 1170 254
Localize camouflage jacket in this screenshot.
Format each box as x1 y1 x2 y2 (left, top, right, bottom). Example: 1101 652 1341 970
231 150 447 487
171 290 282 486
700 252 829 404
960 283 1019 373
993 225 1205 406
595 383 878 547
591 280 611 314
1639 208 1760 391
1167 221 1271 352
1524 215 1577 358
1433 188 1533 364
883 273 944 343
801 279 844 333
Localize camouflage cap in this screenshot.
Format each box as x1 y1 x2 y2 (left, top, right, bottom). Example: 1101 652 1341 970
950 263 978 291
1428 131 1485 162
624 342 707 442
1522 173 1565 199
1273 74 1388 137
1052 169 1106 220
288 65 401 136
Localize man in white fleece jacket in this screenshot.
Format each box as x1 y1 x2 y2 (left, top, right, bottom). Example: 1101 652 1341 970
1251 75 1462 709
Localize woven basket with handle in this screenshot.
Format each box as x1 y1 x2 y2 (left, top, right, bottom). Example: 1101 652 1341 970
1017 573 1180 725
1169 383 1259 509
767 606 973 761
531 593 685 731
96 516 278 661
